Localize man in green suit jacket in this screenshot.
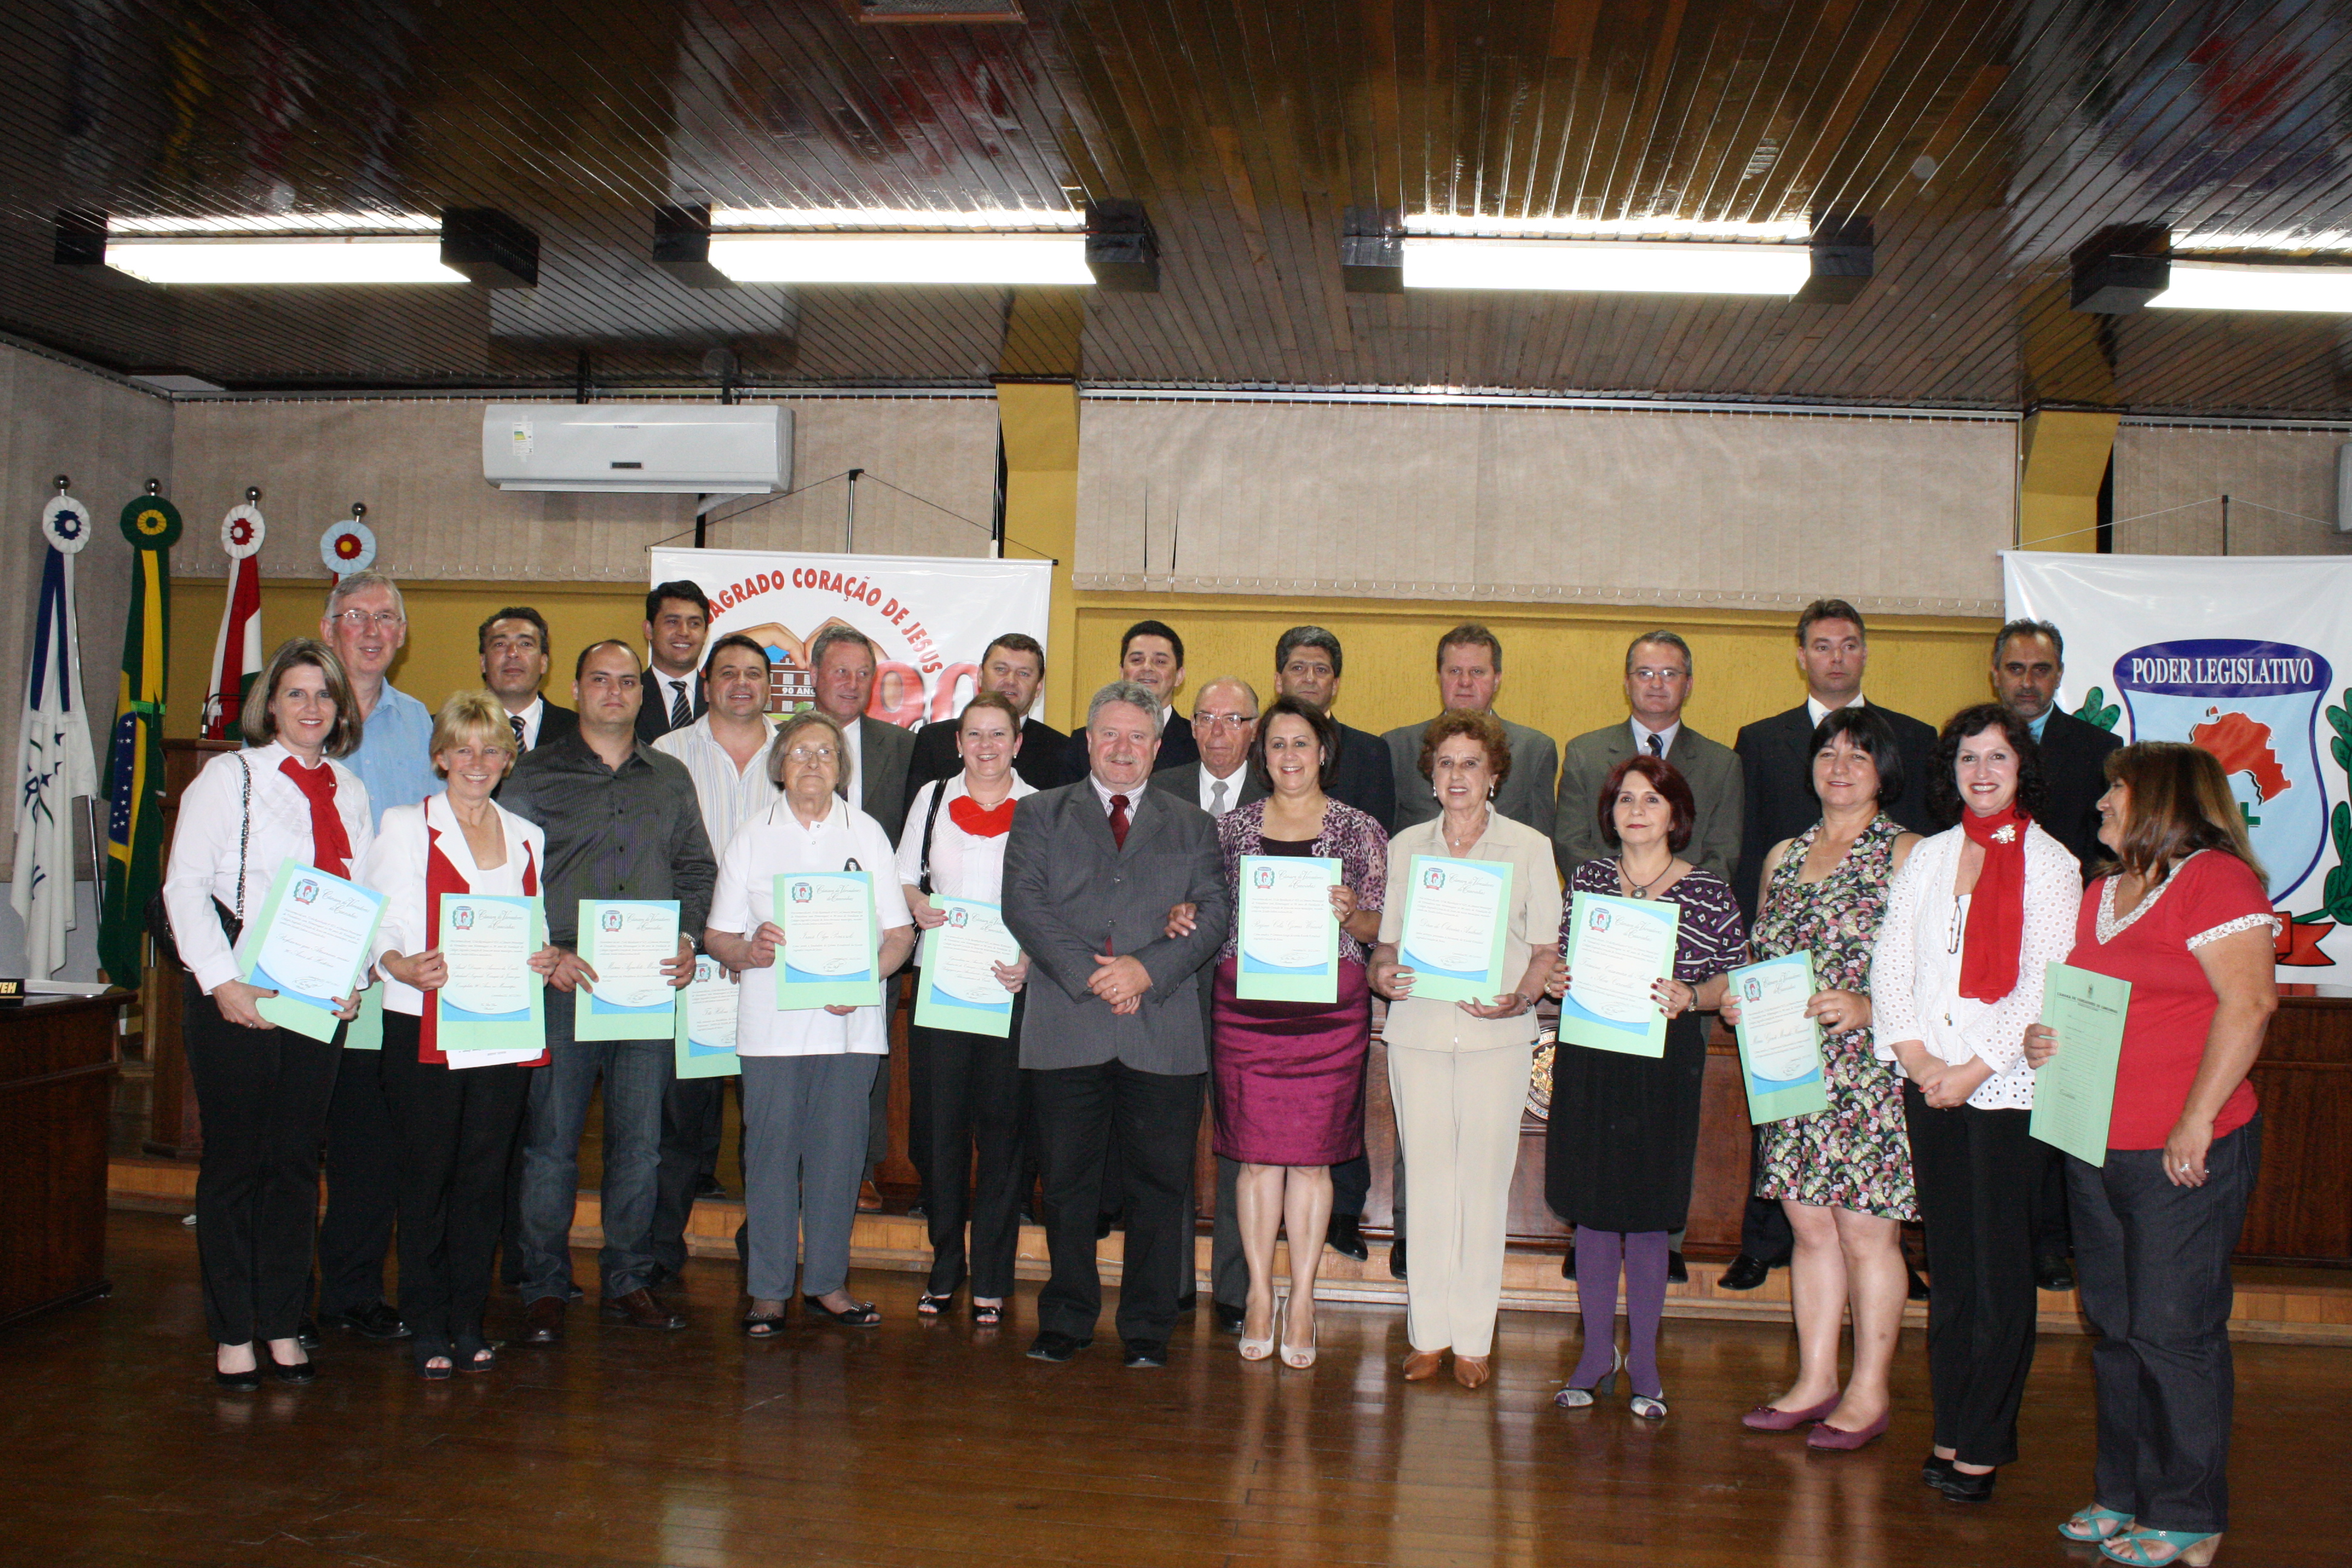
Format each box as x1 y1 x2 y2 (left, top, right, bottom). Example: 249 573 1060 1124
1552 630 1742 884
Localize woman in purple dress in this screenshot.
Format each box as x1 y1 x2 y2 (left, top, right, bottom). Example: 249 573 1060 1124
1212 697 1388 1368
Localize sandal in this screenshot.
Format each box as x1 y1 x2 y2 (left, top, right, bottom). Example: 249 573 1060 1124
971 1299 1004 1326
2061 1506 2137 1544
2100 1529 2221 1567
740 1305 786 1338
916 1290 957 1317
453 1330 496 1373
802 1294 882 1327
411 1336 454 1381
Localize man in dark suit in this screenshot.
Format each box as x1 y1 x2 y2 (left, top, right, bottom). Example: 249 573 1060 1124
1060 619 1198 782
1273 626 1396 831
1993 616 2122 1292
903 632 1067 809
1722 598 1939 1293
635 580 710 745
1005 681 1229 1368
479 606 577 752
1553 629 1742 883
1384 622 1558 836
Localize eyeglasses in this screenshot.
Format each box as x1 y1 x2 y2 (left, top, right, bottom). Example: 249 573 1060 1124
1629 666 1688 683
1195 712 1256 730
785 745 840 764
331 610 404 629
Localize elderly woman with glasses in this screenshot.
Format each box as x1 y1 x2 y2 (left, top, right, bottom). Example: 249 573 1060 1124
703 710 915 1335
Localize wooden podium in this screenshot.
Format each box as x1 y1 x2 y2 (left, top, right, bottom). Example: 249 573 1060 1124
141 738 238 1160
0 993 126 1328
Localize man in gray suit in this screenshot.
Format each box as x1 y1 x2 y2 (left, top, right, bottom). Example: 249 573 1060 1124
807 624 919 1204
1553 630 1743 883
1384 622 1558 836
1004 681 1229 1368
1148 678 1265 1334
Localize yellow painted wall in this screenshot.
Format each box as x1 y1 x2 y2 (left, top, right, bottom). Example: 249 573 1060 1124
168 579 2003 751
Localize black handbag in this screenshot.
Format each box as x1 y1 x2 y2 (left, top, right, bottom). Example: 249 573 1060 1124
147 754 252 973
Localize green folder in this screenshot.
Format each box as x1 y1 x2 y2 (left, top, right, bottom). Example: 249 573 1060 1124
1725 951 1831 1123
675 955 742 1079
1235 855 1341 1004
2030 962 2132 1168
241 861 387 1044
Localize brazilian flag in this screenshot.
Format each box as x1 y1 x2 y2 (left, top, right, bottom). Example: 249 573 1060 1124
97 494 181 986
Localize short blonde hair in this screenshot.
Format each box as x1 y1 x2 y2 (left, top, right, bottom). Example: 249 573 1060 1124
771 709 850 789
430 691 519 780
243 638 362 758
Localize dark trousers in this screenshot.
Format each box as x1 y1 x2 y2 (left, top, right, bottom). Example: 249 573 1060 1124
183 983 342 1345
1740 1129 1795 1259
377 1012 531 1342
515 990 673 1301
910 1010 1025 1298
2031 1137 2074 1258
315 1039 402 1316
1028 1060 1203 1345
1904 1088 2039 1467
652 1074 728 1278
1207 1155 1248 1308
2069 1118 2260 1534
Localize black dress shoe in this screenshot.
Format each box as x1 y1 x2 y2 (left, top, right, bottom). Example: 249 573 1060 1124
1921 1454 1955 1488
295 1319 321 1351
520 1297 566 1345
1667 1251 1688 1284
1325 1214 1370 1262
1388 1233 1408 1279
2034 1253 2076 1292
1175 1290 1197 1313
320 1302 410 1341
267 1350 316 1385
1560 1246 1576 1279
1933 1466 1997 1503
1908 1267 1932 1302
602 1289 688 1330
1717 1253 1785 1291
691 1174 727 1200
1122 1338 1169 1368
1027 1330 1089 1363
213 1364 263 1393
906 1202 927 1221
1213 1301 1247 1334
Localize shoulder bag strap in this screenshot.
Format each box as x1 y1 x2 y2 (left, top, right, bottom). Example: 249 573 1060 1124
916 777 950 895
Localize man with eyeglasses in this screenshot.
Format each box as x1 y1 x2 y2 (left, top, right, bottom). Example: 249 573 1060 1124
502 639 716 1343
308 570 440 1345
1553 631 1741 883
479 606 577 753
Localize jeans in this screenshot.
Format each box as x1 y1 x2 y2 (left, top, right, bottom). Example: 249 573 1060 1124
515 990 673 1302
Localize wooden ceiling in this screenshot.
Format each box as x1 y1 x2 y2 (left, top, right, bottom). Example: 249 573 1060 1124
3 0 2350 414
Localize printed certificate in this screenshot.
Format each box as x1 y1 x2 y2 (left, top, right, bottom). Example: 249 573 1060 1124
436 893 546 1058
1396 855 1511 1005
912 897 1022 1037
777 871 881 1010
575 899 681 1040
1726 952 1830 1123
241 861 387 1043
674 955 740 1079
1235 855 1341 1004
1557 890 1680 1058
2030 962 2132 1167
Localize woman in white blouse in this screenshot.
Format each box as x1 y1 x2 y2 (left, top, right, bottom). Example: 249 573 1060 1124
160 639 374 1391
1872 702 2080 1499
704 710 915 1335
358 692 562 1379
898 693 1034 1325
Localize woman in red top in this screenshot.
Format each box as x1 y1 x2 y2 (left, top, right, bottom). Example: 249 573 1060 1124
2024 743 2276 1568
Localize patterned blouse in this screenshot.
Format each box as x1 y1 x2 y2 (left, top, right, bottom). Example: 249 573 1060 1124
1561 859 1748 984
1217 797 1389 966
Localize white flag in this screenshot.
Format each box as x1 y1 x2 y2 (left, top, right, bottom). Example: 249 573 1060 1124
11 495 100 976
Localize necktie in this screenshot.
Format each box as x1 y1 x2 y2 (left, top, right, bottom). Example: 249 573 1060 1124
1647 731 1664 759
510 713 527 750
1108 792 1130 850
668 679 691 729
1209 779 1229 817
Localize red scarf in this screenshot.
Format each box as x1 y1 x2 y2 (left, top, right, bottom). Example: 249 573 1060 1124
279 756 352 877
949 793 1016 838
418 817 543 1067
1958 804 2029 1002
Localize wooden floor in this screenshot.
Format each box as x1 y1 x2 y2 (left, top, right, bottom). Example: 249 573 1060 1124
7 1215 2351 1567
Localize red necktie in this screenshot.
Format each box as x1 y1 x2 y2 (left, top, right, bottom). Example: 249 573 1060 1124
1108 792 1129 850
279 757 353 877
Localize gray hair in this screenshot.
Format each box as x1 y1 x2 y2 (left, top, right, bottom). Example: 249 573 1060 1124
808 624 876 671
1625 629 1694 676
324 569 405 619
1993 618 2065 666
1086 679 1164 736
1275 625 1344 678
770 708 851 791
1195 676 1259 717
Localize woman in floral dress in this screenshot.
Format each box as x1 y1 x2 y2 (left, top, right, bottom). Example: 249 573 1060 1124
1728 706 1923 1449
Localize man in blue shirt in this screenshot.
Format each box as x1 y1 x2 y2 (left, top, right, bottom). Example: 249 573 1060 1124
310 570 439 1343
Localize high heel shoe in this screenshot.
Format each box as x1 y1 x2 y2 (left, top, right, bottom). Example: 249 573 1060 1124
1555 1348 1621 1409
1240 1294 1276 1362
1629 1388 1668 1420
1279 1298 1318 1369
453 1329 495 1374
411 1336 454 1381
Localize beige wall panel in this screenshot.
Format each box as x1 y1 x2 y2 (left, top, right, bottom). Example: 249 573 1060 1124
2112 424 2351 558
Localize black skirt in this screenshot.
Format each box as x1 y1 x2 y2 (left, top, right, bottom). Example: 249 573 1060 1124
1544 1009 1708 1234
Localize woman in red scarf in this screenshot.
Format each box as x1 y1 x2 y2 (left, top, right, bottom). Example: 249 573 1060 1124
1870 702 2081 1495
895 693 1035 1326
160 639 373 1391
358 692 563 1378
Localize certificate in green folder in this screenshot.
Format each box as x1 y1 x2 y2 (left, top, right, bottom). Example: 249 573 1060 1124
436 894 547 1055
240 861 387 1043
1557 890 1679 1058
912 897 1021 1037
777 871 881 1010
1235 855 1341 1004
1396 855 1512 1005
675 956 741 1079
575 899 681 1040
2030 962 2132 1167
1726 951 1830 1123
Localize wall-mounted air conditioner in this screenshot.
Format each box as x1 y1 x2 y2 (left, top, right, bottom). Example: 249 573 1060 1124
482 403 789 494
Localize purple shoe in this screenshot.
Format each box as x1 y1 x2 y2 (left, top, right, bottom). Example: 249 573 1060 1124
1806 1412 1892 1451
1742 1394 1841 1432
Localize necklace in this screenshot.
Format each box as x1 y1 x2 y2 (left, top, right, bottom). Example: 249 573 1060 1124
1620 858 1673 900
1442 808 1489 855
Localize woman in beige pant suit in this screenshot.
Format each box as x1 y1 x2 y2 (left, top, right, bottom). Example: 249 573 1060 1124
1372 711 1561 1389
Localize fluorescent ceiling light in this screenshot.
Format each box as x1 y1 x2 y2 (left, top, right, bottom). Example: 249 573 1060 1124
2151 260 2352 313
711 206 1082 231
1405 213 1812 241
105 236 464 284
1400 237 1811 295
108 212 442 235
706 232 1091 285
2175 230 2352 253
